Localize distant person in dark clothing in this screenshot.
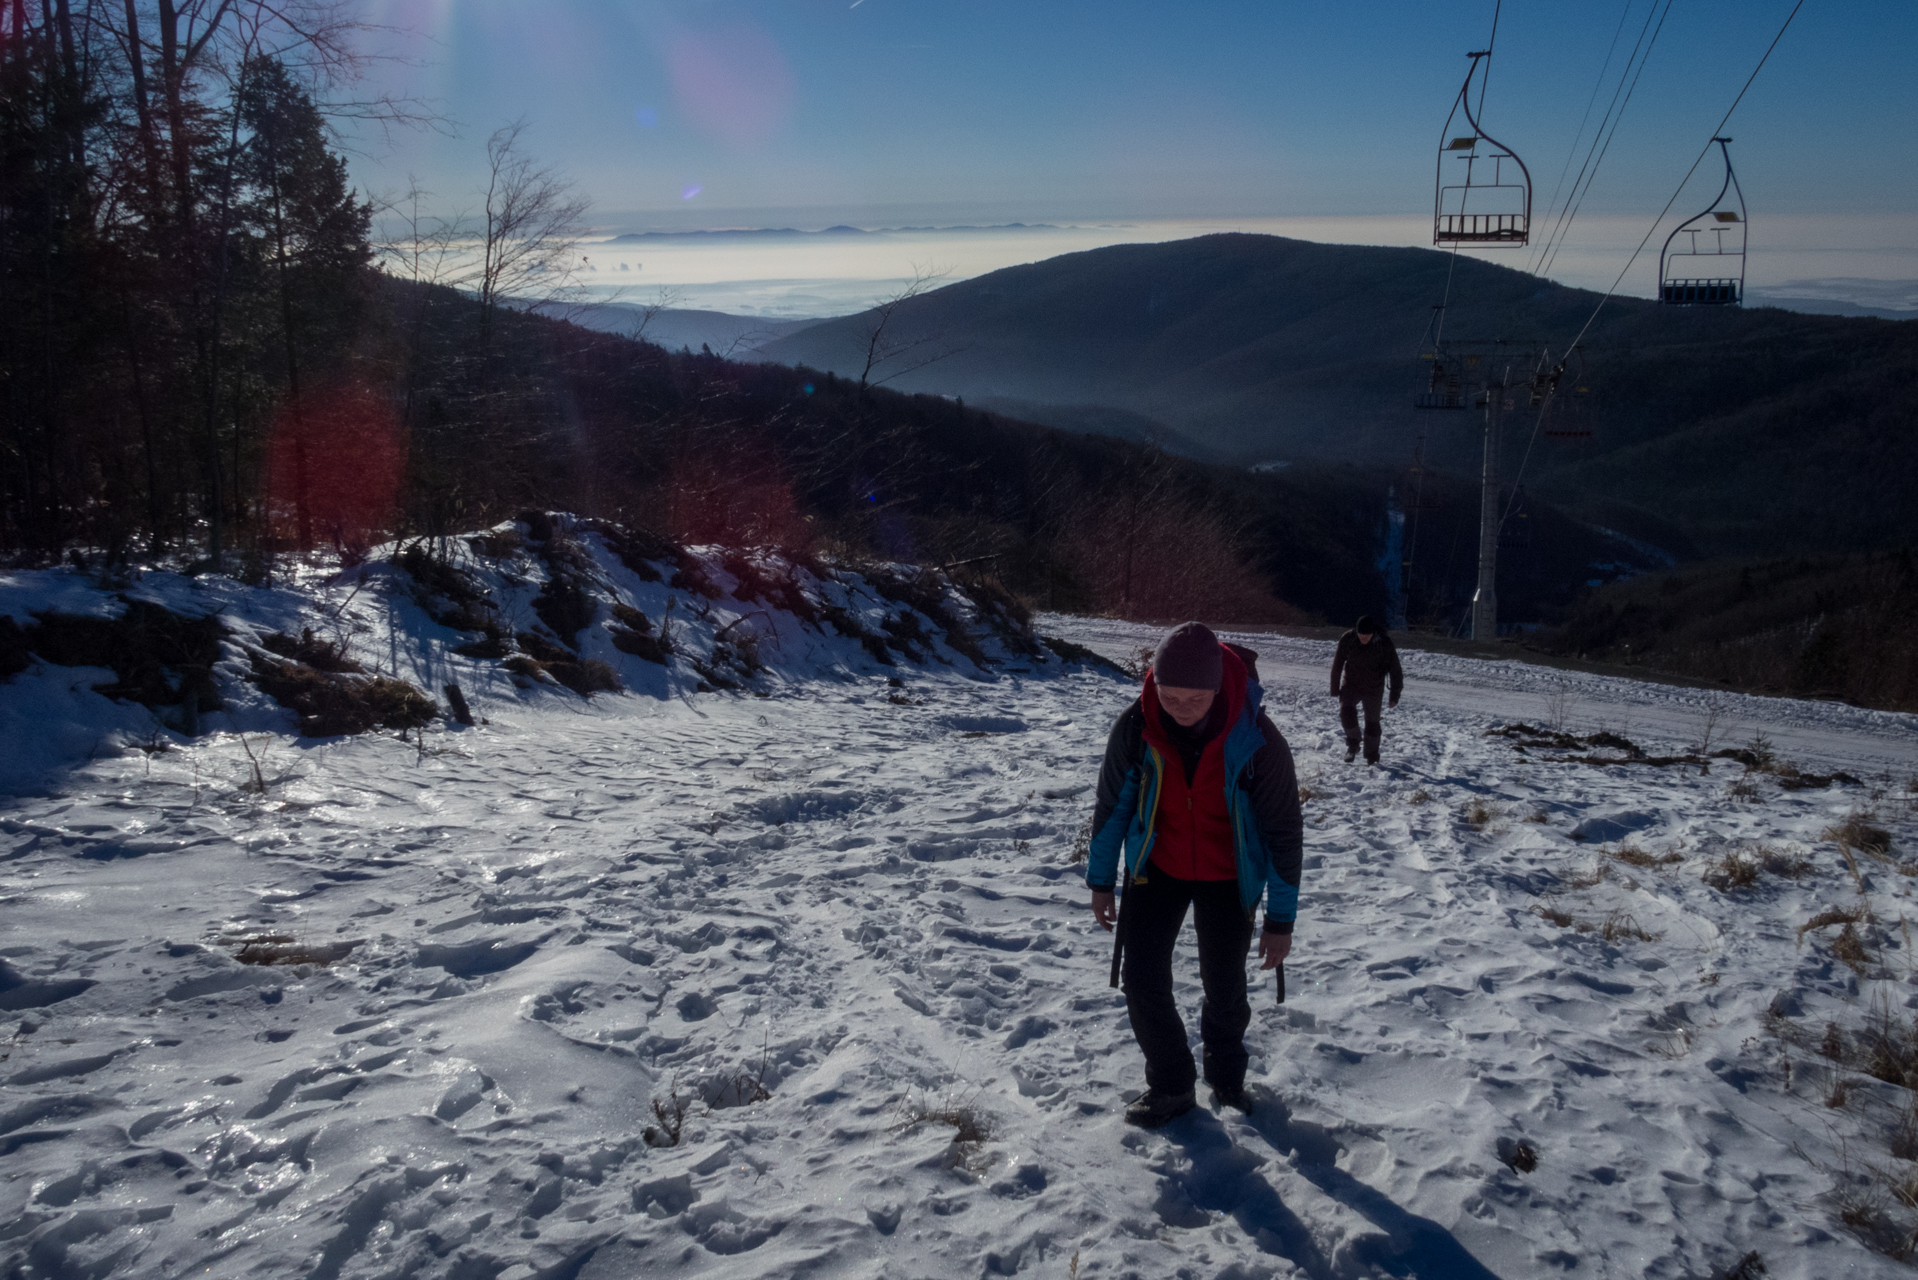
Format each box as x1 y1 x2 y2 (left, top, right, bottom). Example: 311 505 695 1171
1330 615 1404 765
1086 622 1305 1129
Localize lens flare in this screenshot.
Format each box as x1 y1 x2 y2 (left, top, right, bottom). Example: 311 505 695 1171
668 22 796 148
267 382 405 552
682 185 703 201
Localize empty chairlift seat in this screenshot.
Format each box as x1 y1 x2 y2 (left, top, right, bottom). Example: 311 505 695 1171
1659 139 1746 307
1433 53 1532 248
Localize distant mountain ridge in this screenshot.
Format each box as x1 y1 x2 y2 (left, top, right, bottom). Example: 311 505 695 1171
756 234 1918 559
600 222 1064 242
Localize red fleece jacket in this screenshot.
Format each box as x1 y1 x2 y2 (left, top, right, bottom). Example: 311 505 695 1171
1140 645 1247 881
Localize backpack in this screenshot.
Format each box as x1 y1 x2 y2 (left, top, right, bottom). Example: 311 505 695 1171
1224 642 1261 684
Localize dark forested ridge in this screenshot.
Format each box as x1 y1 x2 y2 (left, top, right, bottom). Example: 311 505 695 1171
757 234 1918 559
358 276 1661 628
1535 550 1918 713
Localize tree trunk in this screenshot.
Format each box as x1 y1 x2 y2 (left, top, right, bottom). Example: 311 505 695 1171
120 0 163 197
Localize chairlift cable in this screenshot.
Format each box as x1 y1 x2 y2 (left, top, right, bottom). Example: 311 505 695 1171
1507 0 1803 528
1529 0 1639 276
1477 0 1503 121
1499 390 1557 529
1433 242 1463 351
1532 0 1667 277
1536 0 1677 282
1563 0 1808 355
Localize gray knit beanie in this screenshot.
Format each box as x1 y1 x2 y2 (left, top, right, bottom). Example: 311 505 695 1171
1151 622 1222 690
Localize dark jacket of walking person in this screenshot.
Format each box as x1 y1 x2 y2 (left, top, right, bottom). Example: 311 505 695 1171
1330 615 1403 764
1086 622 1304 1128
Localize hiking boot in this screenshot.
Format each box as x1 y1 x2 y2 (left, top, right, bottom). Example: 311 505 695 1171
1210 1083 1254 1114
1124 1088 1196 1129
1344 742 1359 763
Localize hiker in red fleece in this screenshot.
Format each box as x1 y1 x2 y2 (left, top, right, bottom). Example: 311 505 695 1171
1086 622 1304 1128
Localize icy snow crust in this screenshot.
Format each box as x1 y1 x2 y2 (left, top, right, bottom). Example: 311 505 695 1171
2 548 1917 1278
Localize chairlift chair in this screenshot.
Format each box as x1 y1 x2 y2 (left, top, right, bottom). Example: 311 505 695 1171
1536 346 1595 440
1413 339 1541 410
1434 52 1532 246
1659 138 1746 305
1415 349 1470 410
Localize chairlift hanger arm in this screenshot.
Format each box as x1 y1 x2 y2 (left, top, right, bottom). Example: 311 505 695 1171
1660 138 1742 255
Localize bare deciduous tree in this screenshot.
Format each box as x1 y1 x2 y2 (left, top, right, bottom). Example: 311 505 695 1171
857 265 957 390
627 286 683 344
474 119 589 339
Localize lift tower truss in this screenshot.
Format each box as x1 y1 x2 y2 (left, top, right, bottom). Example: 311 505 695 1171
1414 339 1552 641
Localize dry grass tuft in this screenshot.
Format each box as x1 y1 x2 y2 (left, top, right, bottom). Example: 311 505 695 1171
1758 846 1814 878
1530 902 1577 928
1067 813 1093 865
1858 1000 1918 1090
1800 905 1868 944
1826 810 1894 861
1714 1250 1766 1280
250 652 439 737
896 1090 995 1147
1598 910 1660 943
1837 1186 1918 1263
1408 788 1432 806
1614 844 1683 869
1463 798 1500 831
644 1077 691 1148
1832 924 1876 975
1704 850 1762 891
1892 1098 1918 1162
1787 1002 1918 1260
1527 901 1659 942
1522 808 1551 824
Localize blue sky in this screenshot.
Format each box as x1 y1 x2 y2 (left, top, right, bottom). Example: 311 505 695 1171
350 0 1915 229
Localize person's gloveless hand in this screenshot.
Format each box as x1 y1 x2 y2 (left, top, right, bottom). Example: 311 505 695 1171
1256 931 1291 970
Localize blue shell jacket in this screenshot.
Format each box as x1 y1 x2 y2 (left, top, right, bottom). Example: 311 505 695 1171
1086 665 1304 932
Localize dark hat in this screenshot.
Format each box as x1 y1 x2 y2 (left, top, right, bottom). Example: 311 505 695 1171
1152 622 1222 690
1355 615 1378 635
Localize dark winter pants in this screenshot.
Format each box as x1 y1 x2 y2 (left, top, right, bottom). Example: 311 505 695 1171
1119 868 1254 1095
1340 689 1383 762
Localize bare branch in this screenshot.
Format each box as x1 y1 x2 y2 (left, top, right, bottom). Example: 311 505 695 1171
475 119 591 332
858 264 955 390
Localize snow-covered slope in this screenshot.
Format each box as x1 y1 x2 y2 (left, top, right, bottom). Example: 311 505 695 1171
3 564 1918 1279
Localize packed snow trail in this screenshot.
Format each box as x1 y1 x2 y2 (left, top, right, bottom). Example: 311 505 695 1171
3 571 1918 1278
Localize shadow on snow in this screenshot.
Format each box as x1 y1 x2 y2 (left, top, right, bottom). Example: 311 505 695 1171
1157 1097 1504 1280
